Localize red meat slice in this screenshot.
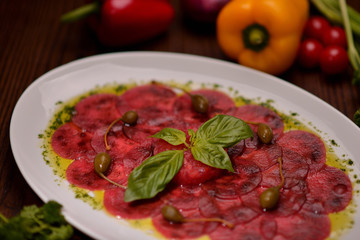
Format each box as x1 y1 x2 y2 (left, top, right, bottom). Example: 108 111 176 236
51 122 96 160
72 94 121 132
273 181 307 217
282 148 309 188
173 89 236 124
152 208 218 239
231 104 284 139
234 143 282 171
153 140 223 186
241 181 307 217
160 185 202 211
208 216 265 240
260 148 309 189
303 165 352 214
116 84 177 114
103 187 163 219
259 216 278 240
122 141 153 178
275 209 331 240
198 190 258 226
173 150 223 186
135 106 183 132
66 158 127 190
202 160 261 199
277 130 326 174
90 125 153 164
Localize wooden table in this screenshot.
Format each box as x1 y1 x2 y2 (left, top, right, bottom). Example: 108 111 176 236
1 0 359 239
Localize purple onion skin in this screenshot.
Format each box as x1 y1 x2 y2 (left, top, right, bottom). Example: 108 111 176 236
181 0 230 23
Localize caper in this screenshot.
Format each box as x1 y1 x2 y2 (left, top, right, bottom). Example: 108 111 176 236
161 205 185 223
257 123 273 144
121 110 138 125
191 94 209 114
94 152 111 174
259 186 280 210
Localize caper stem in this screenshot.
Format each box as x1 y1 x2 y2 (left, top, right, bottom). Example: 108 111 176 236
184 218 234 229
97 172 126 189
245 120 260 125
104 117 123 150
277 157 285 188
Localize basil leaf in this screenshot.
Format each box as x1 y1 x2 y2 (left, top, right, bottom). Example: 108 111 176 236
191 140 234 172
196 114 253 147
151 128 186 146
124 150 184 202
188 129 196 144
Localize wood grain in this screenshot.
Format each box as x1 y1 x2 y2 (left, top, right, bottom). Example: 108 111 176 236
1 0 359 239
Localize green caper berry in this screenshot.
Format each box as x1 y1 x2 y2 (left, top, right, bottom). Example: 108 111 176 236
121 110 138 125
161 205 185 223
257 123 273 144
259 186 280 210
94 152 111 174
191 94 209 114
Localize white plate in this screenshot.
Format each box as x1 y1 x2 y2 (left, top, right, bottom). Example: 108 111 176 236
10 51 360 240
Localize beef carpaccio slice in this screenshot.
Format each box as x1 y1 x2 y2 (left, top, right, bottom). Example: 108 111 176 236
173 89 236 126
72 94 122 132
51 122 96 160
277 130 326 174
48 83 353 240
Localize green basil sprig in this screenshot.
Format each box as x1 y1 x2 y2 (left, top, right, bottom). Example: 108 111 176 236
124 115 253 202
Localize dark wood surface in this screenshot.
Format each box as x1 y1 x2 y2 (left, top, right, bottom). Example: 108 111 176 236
1 0 359 239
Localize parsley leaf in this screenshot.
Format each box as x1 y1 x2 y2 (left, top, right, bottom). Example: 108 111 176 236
0 201 73 240
354 109 360 127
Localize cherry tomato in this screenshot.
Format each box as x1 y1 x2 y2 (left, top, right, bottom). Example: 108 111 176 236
319 46 349 75
297 39 324 69
304 16 331 42
321 26 347 48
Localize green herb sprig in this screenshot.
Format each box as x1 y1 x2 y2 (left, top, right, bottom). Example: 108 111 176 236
0 201 73 240
354 108 360 127
124 115 253 202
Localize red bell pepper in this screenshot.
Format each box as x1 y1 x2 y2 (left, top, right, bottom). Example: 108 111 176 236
62 0 174 47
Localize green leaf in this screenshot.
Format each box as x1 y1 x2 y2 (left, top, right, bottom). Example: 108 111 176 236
124 150 184 202
196 114 253 147
0 201 73 240
191 140 234 172
188 129 196 144
151 128 187 146
354 109 360 127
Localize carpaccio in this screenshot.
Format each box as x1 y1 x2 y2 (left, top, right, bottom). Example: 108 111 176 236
50 83 352 239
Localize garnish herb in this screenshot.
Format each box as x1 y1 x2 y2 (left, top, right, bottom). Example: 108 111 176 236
354 109 360 127
152 128 188 147
124 115 253 202
0 201 73 240
311 0 360 84
125 150 184 202
339 0 360 84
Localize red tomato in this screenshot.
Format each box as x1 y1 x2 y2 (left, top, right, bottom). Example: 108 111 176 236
297 39 324 69
321 26 347 48
319 46 349 75
304 16 331 41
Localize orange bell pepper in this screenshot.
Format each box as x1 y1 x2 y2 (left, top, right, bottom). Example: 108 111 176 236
217 0 309 75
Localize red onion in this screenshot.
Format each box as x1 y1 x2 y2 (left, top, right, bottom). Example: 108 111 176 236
181 0 230 23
